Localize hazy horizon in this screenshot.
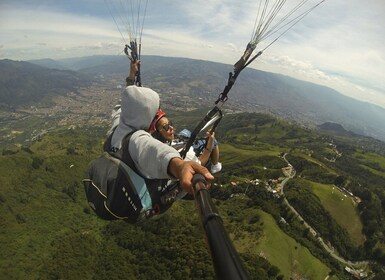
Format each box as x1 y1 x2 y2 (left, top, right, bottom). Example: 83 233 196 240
1 0 384 109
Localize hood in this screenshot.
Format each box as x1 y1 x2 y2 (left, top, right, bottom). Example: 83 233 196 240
111 86 159 149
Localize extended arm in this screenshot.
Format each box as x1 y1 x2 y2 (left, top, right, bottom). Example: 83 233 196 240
168 157 213 194
129 131 213 193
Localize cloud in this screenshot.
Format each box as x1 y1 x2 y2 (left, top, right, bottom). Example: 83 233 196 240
1 0 384 108
0 5 123 59
258 0 385 104
266 55 331 82
259 52 385 108
2 9 115 37
226 43 238 53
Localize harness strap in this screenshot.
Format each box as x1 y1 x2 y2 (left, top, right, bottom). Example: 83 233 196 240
104 131 153 210
180 106 222 159
215 44 260 105
104 152 152 210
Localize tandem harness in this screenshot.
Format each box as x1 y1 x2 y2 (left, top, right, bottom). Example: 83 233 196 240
83 131 182 223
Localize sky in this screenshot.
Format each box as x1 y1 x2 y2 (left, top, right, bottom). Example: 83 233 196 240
1 0 384 109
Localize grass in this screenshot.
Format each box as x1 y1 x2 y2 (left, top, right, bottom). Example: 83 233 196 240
290 149 339 176
360 164 385 177
220 143 283 164
220 197 335 279
353 151 385 177
255 210 335 279
257 122 291 139
354 151 385 167
308 180 365 246
216 143 287 183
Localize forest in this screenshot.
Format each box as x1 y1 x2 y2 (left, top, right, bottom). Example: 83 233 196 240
1 110 385 279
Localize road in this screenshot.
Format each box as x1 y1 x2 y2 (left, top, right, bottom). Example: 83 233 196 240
280 154 369 270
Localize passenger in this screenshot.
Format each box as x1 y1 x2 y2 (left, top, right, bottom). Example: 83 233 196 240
178 129 222 174
148 109 222 173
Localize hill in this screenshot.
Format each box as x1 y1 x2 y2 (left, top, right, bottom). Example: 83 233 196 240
2 107 385 278
0 59 92 107
27 58 70 70
0 126 324 280
318 122 349 134
30 54 385 142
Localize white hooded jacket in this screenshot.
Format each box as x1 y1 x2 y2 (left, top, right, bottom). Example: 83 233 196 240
109 86 181 179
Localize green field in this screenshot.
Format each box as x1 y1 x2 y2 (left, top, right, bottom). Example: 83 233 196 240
354 151 385 169
3 109 383 278
308 181 365 246
256 210 336 279
220 143 283 164
353 151 385 178
221 197 335 279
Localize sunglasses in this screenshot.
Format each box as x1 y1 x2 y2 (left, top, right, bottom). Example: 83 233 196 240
160 121 173 132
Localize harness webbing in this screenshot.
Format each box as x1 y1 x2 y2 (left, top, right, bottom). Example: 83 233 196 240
180 106 222 158
180 44 262 159
215 44 262 105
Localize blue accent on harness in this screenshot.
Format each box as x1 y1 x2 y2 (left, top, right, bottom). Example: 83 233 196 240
105 151 153 211
126 167 152 210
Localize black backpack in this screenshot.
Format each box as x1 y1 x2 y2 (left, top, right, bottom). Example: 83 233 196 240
83 132 181 223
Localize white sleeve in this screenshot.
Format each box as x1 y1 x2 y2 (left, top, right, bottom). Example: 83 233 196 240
171 141 200 163
129 130 181 179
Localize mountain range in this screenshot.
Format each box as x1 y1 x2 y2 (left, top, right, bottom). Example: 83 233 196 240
2 56 385 278
1 55 385 142
0 59 91 107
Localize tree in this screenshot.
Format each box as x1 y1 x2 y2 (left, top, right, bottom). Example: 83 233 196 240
334 175 345 186
32 156 44 169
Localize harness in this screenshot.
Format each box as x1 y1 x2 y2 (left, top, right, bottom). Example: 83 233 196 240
104 131 183 221
83 131 183 223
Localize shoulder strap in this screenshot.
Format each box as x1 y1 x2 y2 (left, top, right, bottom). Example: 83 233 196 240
103 128 145 179
105 129 178 217
116 132 139 173
106 131 154 213
103 128 116 153
106 131 141 174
